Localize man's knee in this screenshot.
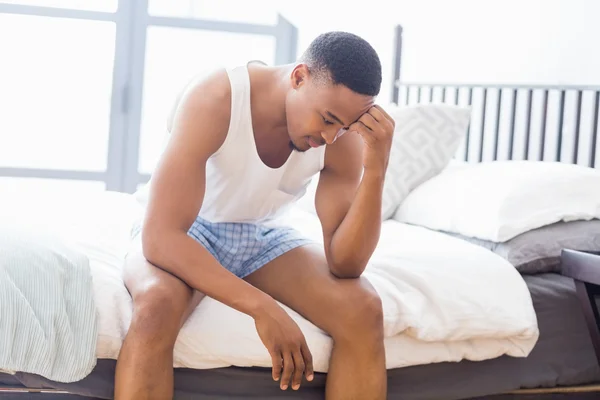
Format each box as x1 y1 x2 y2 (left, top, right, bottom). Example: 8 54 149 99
128 279 191 345
132 283 187 332
329 278 384 341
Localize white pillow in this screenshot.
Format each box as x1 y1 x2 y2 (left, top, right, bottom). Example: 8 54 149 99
393 160 600 242
381 103 471 219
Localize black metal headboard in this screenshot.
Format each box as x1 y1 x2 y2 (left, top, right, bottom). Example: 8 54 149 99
390 25 599 169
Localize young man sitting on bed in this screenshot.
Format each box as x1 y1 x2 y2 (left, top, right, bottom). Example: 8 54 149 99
116 31 394 400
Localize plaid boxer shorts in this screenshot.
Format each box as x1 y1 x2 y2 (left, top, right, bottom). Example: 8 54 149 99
131 215 314 278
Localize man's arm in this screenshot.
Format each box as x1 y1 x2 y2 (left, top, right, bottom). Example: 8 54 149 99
141 69 272 317
315 106 395 279
141 70 314 385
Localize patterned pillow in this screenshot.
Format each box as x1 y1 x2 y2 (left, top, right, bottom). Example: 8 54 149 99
381 103 471 220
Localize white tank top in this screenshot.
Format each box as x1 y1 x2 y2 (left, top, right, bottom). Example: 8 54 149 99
194 65 325 225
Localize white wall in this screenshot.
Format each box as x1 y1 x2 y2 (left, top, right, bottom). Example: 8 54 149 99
277 0 599 103
277 1 398 102
275 0 599 165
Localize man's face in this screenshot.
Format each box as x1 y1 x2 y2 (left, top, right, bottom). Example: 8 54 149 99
285 64 375 152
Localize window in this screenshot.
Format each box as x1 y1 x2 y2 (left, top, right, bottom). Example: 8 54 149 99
0 177 105 197
0 14 115 171
0 1 298 193
139 27 276 173
148 0 278 25
1 0 117 12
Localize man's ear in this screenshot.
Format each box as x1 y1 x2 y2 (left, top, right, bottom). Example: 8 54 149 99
291 64 309 89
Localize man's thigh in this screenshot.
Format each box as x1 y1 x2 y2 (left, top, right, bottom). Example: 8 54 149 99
243 243 378 333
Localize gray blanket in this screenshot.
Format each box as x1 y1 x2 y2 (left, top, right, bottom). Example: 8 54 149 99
0 225 98 383
445 219 600 274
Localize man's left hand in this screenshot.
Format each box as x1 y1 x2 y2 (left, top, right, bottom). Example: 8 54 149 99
349 105 395 175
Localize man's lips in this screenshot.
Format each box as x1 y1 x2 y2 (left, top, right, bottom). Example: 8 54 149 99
308 137 322 148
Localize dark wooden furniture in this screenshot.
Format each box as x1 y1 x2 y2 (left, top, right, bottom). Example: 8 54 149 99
561 249 600 366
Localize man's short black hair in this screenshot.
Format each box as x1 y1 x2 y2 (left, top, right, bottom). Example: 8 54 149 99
300 31 382 97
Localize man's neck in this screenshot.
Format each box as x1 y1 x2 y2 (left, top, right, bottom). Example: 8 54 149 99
248 63 293 138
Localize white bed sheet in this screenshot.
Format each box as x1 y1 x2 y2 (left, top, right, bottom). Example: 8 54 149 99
1 191 539 372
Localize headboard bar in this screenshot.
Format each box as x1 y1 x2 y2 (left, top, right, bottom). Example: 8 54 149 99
390 24 599 168
395 82 600 92
539 90 549 162
591 92 600 168
478 88 488 162
508 88 518 160
390 25 403 104
395 83 600 168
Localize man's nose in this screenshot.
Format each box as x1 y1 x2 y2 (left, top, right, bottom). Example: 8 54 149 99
320 128 338 145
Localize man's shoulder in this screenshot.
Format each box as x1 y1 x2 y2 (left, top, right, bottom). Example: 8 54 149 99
167 68 232 133
182 68 232 108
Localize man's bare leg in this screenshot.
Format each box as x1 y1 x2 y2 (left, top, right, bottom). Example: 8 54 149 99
114 239 204 400
244 244 386 400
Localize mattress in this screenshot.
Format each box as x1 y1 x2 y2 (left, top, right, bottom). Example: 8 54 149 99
0 190 539 375
1 273 598 400
4 189 596 400
92 214 538 372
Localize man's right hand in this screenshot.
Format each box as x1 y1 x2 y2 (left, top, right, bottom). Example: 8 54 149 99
254 301 314 391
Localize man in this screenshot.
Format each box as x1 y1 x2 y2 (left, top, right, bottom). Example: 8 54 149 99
115 31 395 400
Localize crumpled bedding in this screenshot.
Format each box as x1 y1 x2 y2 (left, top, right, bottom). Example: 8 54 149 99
0 224 97 383
1 190 540 375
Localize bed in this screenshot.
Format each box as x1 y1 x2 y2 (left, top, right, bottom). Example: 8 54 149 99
0 272 599 400
2 24 600 400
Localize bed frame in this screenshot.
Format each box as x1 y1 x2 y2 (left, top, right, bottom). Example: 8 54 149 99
2 24 600 400
390 25 600 169
389 23 600 400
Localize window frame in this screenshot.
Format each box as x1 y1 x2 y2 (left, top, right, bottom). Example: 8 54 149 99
0 0 298 193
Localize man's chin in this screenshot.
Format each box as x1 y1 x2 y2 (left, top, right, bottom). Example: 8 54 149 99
288 140 308 153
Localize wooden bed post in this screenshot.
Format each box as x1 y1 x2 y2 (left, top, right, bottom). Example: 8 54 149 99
391 25 403 105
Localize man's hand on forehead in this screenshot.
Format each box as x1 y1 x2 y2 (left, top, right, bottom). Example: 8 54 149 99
348 104 396 173
334 105 390 142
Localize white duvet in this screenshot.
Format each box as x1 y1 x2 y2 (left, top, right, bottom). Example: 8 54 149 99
1 190 539 372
